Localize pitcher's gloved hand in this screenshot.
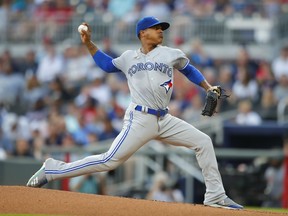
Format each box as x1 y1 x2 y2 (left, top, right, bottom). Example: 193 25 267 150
201 86 229 117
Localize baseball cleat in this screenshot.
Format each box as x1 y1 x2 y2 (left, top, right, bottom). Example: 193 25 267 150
26 163 48 188
207 197 243 210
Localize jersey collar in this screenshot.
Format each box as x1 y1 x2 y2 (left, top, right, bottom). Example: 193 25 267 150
136 45 161 59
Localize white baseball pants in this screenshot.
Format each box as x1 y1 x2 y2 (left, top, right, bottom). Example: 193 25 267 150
44 102 226 204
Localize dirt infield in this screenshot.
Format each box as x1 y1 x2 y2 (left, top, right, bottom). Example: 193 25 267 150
0 186 287 216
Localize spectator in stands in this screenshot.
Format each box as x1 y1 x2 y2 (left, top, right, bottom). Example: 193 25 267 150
47 77 75 110
232 47 259 81
0 0 9 40
217 64 235 111
78 44 98 82
1 49 21 73
106 97 126 132
21 50 39 77
169 0 210 43
141 0 171 20
1 113 18 144
273 74 288 102
235 99 262 125
108 0 136 19
45 110 66 146
263 0 281 19
231 66 259 103
36 41 65 83
72 120 98 146
170 87 187 114
0 101 7 125
202 67 218 86
257 87 278 121
262 156 284 208
0 148 6 160
61 132 75 148
25 98 48 122
12 138 33 157
33 0 74 40
182 94 205 123
9 0 33 42
89 77 112 107
230 0 246 14
53 0 74 24
114 81 131 110
120 1 142 25
29 127 45 160
172 69 200 108
108 0 139 42
98 117 119 141
2 113 30 145
23 74 48 109
0 128 13 156
45 124 63 146
64 102 81 134
75 85 92 108
146 171 184 202
256 60 277 90
0 59 25 108
32 1 54 36
70 174 105 194
215 0 233 16
62 44 92 88
272 45 288 82
29 119 49 142
102 37 118 59
187 39 214 70
177 0 214 18
167 100 182 118
80 96 99 125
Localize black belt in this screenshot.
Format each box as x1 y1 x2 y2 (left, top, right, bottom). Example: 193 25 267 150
135 105 168 117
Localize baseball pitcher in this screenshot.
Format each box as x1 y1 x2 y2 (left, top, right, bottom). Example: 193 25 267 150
27 16 243 210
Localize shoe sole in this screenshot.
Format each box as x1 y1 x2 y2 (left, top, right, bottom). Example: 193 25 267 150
26 164 46 187
207 204 243 210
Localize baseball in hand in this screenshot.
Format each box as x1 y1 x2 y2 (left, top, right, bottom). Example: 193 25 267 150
78 24 88 33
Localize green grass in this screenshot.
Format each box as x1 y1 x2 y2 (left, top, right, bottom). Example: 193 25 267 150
246 206 288 213
0 214 66 216
0 215 39 216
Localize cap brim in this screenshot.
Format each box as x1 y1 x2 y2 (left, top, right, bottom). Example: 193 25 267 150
149 22 170 31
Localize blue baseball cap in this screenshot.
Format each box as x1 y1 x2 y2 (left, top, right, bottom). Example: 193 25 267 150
136 16 170 38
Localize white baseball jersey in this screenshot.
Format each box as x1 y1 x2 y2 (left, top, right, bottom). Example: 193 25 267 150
112 45 188 109
44 45 227 205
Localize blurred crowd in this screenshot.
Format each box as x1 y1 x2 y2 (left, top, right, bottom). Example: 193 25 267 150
2 0 288 22
0 37 125 160
0 33 287 160
1 0 288 42
0 0 287 207
0 0 287 162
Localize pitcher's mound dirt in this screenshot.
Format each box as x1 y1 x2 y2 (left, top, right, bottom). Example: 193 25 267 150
0 186 287 216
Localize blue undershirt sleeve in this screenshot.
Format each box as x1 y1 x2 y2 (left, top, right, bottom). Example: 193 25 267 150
179 64 205 85
92 50 120 73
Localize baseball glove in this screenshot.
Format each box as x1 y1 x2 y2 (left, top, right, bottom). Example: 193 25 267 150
201 86 229 117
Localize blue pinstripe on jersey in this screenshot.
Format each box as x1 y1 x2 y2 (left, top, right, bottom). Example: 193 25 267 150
45 111 134 175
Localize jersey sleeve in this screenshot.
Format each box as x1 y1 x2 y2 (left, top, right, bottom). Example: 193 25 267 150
171 48 189 70
93 50 120 73
112 50 130 74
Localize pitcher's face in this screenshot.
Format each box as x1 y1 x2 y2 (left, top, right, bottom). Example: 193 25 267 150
141 24 164 45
